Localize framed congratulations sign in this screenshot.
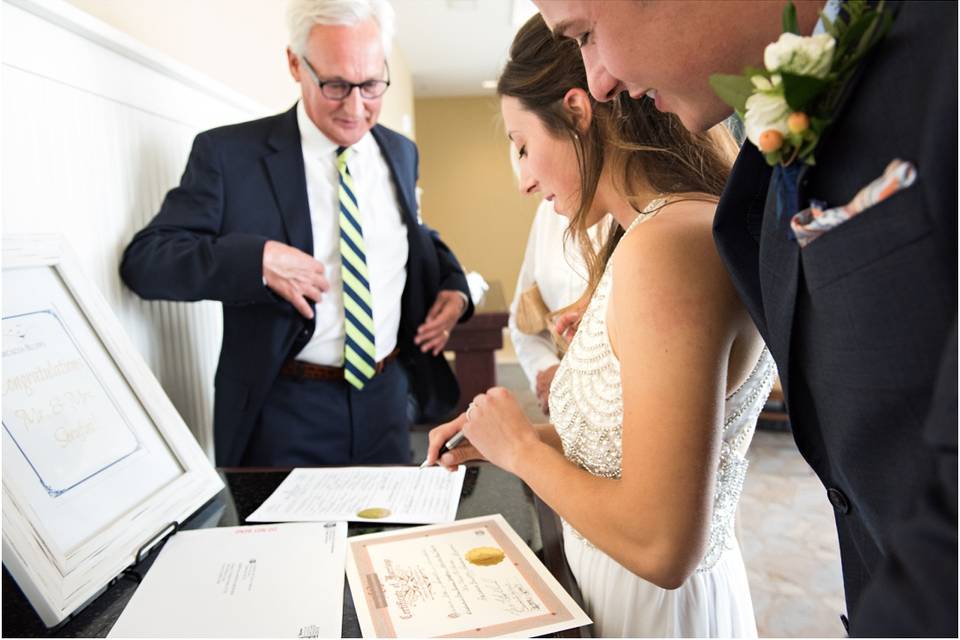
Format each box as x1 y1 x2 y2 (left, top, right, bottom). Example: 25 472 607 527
2 235 223 627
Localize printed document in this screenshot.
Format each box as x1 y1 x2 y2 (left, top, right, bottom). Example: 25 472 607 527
108 522 347 638
247 466 466 525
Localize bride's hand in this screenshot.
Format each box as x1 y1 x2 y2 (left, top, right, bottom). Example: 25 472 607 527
461 387 539 475
426 413 485 470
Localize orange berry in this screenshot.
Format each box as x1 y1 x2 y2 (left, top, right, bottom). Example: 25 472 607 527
787 112 810 134
758 129 784 153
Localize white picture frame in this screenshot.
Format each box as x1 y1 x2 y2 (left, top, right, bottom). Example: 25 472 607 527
2 234 224 627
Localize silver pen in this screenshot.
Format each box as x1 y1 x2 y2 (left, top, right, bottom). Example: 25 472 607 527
419 431 467 468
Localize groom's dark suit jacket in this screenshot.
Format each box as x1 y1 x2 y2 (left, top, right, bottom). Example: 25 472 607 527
121 105 473 466
714 2 956 636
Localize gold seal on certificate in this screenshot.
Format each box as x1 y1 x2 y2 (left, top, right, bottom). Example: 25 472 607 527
464 546 505 566
357 507 392 519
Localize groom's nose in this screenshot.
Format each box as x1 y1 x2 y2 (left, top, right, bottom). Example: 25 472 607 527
583 50 625 102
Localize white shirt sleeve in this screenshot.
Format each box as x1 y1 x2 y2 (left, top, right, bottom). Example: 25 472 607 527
509 204 563 393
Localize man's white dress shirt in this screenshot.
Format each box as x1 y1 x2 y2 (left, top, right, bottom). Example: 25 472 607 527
294 102 409 366
508 199 611 391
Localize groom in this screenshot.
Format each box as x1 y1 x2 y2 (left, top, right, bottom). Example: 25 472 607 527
534 0 957 636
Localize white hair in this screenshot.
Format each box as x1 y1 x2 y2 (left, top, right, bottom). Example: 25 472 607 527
287 0 395 57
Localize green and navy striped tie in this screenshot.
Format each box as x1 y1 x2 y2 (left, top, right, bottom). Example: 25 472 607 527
336 146 377 390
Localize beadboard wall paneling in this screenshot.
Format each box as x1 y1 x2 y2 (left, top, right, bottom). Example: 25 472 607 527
2 0 269 458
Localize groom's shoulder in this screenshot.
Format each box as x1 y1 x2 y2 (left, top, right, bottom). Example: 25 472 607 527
822 1 955 169
888 1 956 68
902 0 957 34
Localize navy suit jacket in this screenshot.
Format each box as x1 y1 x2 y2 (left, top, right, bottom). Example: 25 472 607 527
714 3 956 635
121 105 473 466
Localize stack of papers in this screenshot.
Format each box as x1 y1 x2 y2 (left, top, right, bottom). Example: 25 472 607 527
109 467 591 638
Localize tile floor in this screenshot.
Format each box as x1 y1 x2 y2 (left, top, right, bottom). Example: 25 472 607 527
739 430 846 637
420 363 847 637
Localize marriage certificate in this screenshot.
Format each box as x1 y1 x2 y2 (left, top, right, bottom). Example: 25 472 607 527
108 522 347 638
346 514 592 637
247 466 466 524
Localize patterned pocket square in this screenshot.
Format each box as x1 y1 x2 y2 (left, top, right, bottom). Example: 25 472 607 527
790 159 917 248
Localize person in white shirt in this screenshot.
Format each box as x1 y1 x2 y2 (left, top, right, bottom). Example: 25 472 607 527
509 198 610 414
120 0 472 467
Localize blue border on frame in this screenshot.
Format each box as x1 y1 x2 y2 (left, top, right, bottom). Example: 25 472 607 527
2 308 141 497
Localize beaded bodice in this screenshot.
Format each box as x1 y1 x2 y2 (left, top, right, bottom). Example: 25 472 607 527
549 199 775 572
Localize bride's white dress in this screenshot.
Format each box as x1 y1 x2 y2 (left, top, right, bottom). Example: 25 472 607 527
548 199 775 638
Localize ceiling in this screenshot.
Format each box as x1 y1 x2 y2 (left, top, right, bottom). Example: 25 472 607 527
392 0 539 97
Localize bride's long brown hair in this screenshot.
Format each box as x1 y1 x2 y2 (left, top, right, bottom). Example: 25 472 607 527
498 14 738 297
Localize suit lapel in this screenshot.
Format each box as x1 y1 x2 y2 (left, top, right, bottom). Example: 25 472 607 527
264 106 313 256
795 0 902 209
758 169 802 388
369 126 423 339
716 141 801 392
714 144 774 339
371 126 418 226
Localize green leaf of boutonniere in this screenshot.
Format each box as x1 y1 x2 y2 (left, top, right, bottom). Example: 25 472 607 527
708 74 754 113
780 72 829 110
782 1 799 34
821 13 838 38
842 10 880 52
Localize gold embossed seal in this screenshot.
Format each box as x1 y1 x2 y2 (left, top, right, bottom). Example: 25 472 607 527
465 546 505 566
356 507 391 519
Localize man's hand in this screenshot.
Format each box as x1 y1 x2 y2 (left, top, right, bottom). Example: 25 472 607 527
415 290 466 356
262 240 329 319
535 364 560 416
553 310 581 344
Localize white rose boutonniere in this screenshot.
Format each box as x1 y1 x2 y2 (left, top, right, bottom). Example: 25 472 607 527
764 32 836 78
710 0 894 166
743 78 791 152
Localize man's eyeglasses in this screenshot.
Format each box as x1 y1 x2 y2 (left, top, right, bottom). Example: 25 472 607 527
301 56 391 100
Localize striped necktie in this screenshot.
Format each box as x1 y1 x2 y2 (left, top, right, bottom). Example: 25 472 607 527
336 146 377 390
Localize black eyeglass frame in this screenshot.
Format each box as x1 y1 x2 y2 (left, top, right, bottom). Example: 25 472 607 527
301 56 391 100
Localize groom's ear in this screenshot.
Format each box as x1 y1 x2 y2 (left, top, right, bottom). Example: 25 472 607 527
562 88 593 134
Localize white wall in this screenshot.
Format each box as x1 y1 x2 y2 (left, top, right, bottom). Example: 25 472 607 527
2 0 271 457
65 0 416 137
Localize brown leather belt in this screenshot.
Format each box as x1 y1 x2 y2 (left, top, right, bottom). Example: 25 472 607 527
278 348 399 382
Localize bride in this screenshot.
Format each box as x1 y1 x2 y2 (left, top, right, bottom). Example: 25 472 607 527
426 14 773 638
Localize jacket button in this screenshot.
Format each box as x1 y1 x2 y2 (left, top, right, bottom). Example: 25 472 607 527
827 487 850 514
301 329 310 337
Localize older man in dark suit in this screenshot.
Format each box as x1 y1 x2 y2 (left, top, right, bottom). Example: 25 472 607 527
121 0 472 467
535 0 956 635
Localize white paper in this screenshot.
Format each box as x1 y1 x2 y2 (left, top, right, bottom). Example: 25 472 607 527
345 514 592 638
108 522 347 638
246 466 466 525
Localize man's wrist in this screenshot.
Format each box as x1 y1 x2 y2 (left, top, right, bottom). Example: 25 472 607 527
453 290 469 317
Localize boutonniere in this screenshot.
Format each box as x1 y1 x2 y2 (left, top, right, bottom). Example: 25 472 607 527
710 0 894 167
